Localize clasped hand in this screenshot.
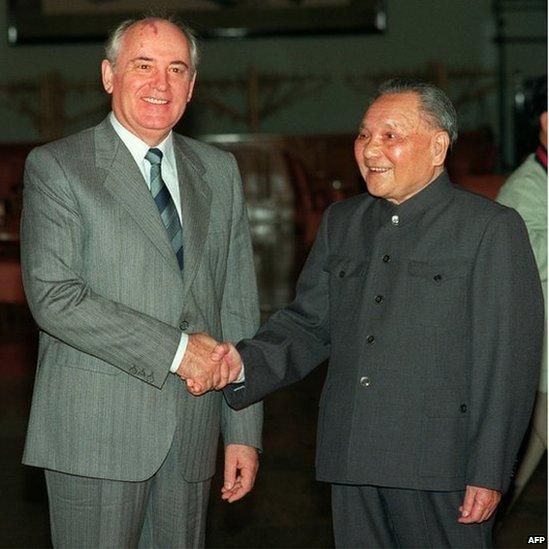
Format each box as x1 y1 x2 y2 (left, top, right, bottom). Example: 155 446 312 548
176 333 243 395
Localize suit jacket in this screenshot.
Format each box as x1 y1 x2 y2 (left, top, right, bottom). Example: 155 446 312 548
21 117 262 482
225 172 543 493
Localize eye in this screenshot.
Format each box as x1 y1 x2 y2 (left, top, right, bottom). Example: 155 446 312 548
170 66 188 75
356 131 370 141
386 132 397 139
137 63 151 71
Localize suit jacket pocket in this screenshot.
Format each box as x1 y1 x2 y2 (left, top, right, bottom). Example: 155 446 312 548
424 387 469 418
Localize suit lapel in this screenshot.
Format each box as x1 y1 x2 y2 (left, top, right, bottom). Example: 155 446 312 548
94 119 181 275
173 135 212 298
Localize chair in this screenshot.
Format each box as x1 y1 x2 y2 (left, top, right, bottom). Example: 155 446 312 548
283 151 335 251
0 259 27 337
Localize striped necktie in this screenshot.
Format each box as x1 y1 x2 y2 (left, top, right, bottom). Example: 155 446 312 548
145 148 184 270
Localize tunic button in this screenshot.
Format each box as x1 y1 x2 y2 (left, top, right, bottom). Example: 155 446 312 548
179 320 189 330
460 403 467 413
366 335 375 344
375 295 384 303
433 274 442 282
382 254 391 263
391 215 399 225
360 376 371 387
339 271 346 278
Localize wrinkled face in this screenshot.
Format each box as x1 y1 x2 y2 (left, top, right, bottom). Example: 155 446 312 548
102 20 196 146
354 92 449 204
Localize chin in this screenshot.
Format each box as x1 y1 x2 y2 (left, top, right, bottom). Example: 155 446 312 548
364 180 385 198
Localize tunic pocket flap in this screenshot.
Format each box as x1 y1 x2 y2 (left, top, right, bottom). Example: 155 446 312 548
325 255 367 278
408 259 469 283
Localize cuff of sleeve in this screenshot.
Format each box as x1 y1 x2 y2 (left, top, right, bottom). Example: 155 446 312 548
170 333 189 373
234 362 245 383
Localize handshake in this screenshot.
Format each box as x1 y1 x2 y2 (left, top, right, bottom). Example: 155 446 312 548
176 333 243 395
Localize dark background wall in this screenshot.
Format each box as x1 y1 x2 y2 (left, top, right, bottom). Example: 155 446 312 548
0 0 546 167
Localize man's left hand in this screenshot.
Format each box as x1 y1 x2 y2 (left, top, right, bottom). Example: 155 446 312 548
458 485 502 523
221 444 259 503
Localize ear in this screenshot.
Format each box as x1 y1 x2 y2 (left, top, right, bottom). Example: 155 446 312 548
101 59 114 94
186 71 197 103
431 131 450 167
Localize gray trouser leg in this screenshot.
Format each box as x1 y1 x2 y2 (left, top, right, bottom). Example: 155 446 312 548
45 410 211 549
331 484 495 548
332 484 397 548
45 469 150 549
138 425 211 549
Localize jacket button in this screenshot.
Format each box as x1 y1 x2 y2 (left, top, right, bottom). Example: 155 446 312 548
382 254 391 263
460 403 467 413
360 376 371 387
339 270 346 278
433 274 442 282
179 320 189 331
375 295 384 303
366 335 375 344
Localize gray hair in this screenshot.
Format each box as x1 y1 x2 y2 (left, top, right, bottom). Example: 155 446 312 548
375 78 458 146
105 16 199 73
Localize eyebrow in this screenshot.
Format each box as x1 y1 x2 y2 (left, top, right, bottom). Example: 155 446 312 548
130 56 189 68
358 120 401 131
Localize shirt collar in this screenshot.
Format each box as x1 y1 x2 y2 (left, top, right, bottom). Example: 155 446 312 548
109 112 175 172
378 171 453 228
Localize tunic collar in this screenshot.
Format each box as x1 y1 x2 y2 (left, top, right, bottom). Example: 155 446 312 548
378 171 453 228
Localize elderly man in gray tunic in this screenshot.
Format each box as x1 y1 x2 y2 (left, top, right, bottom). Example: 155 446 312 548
205 79 544 548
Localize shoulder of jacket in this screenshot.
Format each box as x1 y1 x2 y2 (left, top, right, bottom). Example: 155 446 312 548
32 126 94 156
173 134 234 165
450 183 509 218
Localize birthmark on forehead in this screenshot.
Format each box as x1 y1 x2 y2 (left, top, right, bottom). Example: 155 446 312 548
143 21 159 35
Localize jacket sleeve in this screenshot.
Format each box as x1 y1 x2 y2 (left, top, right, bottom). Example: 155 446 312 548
465 207 544 492
219 154 263 449
20 147 181 388
224 203 332 410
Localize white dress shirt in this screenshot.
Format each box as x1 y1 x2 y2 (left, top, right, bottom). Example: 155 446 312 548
109 113 188 374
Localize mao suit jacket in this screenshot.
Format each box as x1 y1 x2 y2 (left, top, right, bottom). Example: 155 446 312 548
21 117 262 482
225 172 543 493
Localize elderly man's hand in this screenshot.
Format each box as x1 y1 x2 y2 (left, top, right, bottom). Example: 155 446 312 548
221 444 259 503
177 333 230 395
211 342 244 383
458 485 502 523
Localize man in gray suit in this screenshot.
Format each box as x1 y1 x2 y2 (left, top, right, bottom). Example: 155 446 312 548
218 80 544 547
20 16 262 548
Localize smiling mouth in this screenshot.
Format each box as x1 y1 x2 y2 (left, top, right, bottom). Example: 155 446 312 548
368 166 391 173
142 97 169 105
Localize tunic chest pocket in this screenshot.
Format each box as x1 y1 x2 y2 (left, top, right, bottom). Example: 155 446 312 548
325 255 368 279
325 255 368 321
407 259 469 283
406 258 470 327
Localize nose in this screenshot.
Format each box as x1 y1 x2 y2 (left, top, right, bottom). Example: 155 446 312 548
152 69 169 91
362 137 380 160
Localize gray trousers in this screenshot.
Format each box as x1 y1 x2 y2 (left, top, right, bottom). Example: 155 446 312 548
332 484 495 548
44 423 211 549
